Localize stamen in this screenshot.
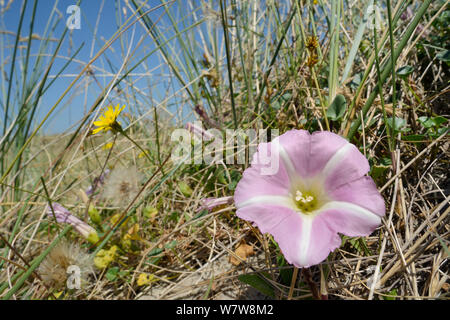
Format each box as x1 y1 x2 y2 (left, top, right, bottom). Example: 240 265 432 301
294 190 317 213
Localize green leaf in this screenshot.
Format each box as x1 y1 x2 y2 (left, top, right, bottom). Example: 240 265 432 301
418 116 447 129
276 254 293 286
383 288 398 300
271 100 281 110
380 157 392 166
165 240 177 250
106 267 120 281
371 164 390 180
192 209 209 221
348 238 372 256
349 72 362 90
281 93 292 101
396 65 414 78
143 206 158 219
228 170 241 191
88 204 101 225
386 117 407 131
147 247 164 257
418 116 434 128
216 169 228 185
436 50 450 62
238 273 275 298
432 116 448 127
327 94 347 121
178 181 193 197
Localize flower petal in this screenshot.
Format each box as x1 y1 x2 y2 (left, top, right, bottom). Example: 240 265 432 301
309 131 351 175
320 142 370 191
277 130 351 180
234 141 291 205
299 216 342 267
236 204 297 235
93 120 105 126
328 176 385 217
237 195 296 211
277 130 311 178
270 214 341 268
237 195 339 268
316 201 382 237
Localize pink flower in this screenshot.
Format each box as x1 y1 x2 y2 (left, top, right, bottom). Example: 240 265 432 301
196 196 234 212
85 169 110 196
234 130 385 268
47 203 99 244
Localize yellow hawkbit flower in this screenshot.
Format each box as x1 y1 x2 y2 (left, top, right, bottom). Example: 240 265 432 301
92 104 125 135
306 36 319 52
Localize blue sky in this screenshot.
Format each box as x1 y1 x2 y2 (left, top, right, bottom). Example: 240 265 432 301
0 0 198 134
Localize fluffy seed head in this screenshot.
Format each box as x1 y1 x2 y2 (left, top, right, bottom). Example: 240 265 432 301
102 166 139 207
39 241 93 290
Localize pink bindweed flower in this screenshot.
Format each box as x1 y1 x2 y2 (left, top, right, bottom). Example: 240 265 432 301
234 130 385 268
196 196 234 212
47 203 99 244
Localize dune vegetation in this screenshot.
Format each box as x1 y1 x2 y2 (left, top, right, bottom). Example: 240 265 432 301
0 0 448 300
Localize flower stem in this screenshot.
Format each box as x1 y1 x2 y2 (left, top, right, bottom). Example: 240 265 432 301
302 268 320 300
118 129 155 166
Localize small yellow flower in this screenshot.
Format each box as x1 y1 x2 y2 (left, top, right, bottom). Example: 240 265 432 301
92 104 125 135
125 223 141 241
138 151 147 159
94 245 118 269
102 142 114 150
137 273 154 286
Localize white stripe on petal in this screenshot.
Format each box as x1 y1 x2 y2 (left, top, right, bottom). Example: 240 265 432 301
277 141 299 181
237 195 297 210
315 201 381 224
321 143 353 179
299 216 313 266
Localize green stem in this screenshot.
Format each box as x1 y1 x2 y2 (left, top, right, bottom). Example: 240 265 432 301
372 4 393 151
219 0 238 130
386 0 397 148
119 129 155 166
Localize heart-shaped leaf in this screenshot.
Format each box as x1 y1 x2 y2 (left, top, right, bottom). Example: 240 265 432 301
436 50 450 62
327 94 347 121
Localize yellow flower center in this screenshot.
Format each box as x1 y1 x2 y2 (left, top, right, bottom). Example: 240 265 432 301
294 190 318 214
